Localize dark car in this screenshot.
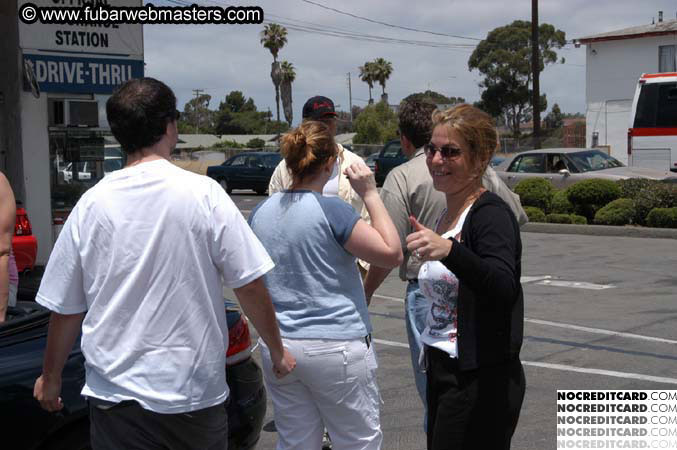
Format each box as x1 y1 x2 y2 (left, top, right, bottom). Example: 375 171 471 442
0 296 266 450
207 152 281 195
374 140 407 186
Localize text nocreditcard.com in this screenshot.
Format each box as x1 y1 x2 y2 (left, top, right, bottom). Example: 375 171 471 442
19 2 264 25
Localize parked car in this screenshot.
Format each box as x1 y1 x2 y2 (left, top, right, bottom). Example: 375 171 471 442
13 203 37 273
494 148 677 190
490 155 506 167
0 297 266 450
364 153 378 172
374 140 407 186
207 152 281 195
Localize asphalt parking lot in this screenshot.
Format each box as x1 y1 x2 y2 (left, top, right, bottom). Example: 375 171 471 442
228 192 677 450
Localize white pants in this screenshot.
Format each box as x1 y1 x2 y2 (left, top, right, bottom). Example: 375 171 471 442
260 337 382 450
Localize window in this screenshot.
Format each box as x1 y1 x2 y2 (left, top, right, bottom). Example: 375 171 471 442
634 82 677 128
507 154 545 173
262 154 281 168
228 155 247 166
659 45 676 73
381 142 402 158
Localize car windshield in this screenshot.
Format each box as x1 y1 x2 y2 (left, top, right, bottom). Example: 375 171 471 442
566 150 625 172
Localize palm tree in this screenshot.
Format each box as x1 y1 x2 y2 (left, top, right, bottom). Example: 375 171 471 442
373 58 393 102
359 62 377 104
260 23 288 136
280 61 296 126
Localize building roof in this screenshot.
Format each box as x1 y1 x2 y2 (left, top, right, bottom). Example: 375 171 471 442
577 18 677 44
175 134 278 150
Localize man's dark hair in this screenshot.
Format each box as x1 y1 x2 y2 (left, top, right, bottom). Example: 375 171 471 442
398 100 437 149
106 78 177 154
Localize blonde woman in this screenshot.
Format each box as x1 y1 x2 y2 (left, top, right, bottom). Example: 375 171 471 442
249 121 402 450
406 104 526 450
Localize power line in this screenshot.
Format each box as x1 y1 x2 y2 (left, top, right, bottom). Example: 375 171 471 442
157 0 475 51
299 0 481 41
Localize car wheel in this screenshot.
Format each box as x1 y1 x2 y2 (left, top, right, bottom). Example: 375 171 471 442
254 188 266 196
220 179 232 194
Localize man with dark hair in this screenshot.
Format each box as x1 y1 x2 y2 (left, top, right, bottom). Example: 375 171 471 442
364 100 526 429
33 77 295 450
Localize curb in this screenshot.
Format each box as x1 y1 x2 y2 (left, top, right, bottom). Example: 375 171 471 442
521 222 677 240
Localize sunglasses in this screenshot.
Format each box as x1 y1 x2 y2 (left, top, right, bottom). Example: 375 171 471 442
423 143 462 160
171 109 181 121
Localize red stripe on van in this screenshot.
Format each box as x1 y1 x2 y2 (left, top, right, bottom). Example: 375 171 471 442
629 128 677 137
640 73 677 79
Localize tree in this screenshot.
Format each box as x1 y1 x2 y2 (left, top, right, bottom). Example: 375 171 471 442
280 60 296 126
403 90 465 106
468 20 566 137
353 101 398 145
214 90 289 135
372 58 393 102
180 94 215 134
359 62 377 104
260 23 288 136
544 103 564 130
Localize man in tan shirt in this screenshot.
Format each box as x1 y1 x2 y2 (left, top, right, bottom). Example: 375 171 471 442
363 101 527 429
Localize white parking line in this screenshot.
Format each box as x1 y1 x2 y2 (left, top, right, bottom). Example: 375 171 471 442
521 275 552 283
371 338 677 384
525 318 677 345
372 294 404 303
521 361 677 385
373 338 410 349
537 279 615 290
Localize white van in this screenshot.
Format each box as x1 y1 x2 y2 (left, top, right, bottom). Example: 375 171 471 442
628 72 677 173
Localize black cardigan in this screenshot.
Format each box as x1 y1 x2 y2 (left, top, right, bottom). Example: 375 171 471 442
439 191 524 371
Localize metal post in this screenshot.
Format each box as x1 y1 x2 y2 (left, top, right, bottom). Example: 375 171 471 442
347 72 353 125
192 89 204 134
531 0 541 149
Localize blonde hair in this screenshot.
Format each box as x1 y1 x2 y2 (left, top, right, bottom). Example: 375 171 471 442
431 104 497 174
281 121 337 183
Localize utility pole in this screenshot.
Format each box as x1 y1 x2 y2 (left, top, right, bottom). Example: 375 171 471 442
192 89 204 134
531 0 541 149
347 72 353 125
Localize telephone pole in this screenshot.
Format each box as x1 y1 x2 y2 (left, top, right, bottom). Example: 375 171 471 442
192 89 204 134
347 73 353 126
531 0 541 149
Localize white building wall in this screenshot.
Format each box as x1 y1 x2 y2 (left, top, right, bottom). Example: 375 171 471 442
585 34 677 164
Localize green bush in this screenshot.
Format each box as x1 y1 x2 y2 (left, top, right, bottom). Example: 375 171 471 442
514 178 554 212
633 183 677 225
570 214 587 225
646 207 677 228
246 138 266 148
616 178 661 200
524 206 546 223
567 179 621 221
593 198 635 226
551 189 574 214
546 213 573 224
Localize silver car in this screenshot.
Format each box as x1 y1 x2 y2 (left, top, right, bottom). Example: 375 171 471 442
495 148 677 190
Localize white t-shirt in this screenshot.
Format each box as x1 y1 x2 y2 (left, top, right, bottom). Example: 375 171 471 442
322 159 341 197
36 159 274 413
418 204 472 359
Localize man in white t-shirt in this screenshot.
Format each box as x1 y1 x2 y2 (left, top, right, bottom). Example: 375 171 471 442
33 78 295 450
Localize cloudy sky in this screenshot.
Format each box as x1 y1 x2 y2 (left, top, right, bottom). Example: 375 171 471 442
144 0 676 126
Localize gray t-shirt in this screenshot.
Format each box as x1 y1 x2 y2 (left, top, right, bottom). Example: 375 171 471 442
249 190 371 339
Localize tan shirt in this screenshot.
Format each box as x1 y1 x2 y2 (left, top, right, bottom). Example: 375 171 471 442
380 148 528 281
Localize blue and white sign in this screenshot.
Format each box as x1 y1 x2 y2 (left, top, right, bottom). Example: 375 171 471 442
23 53 144 94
